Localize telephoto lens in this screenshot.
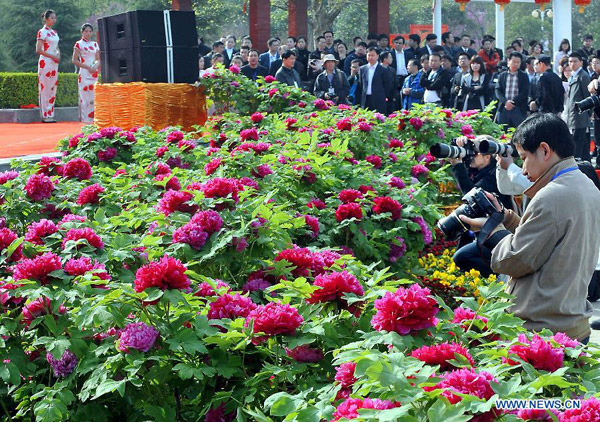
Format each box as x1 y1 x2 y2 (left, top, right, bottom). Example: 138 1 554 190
436 187 498 239
478 140 518 157
575 95 600 113
430 143 471 159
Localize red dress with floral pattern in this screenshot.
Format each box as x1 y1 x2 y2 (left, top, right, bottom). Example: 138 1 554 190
37 25 59 120
74 39 99 123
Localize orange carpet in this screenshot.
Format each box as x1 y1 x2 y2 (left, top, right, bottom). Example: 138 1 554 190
0 122 84 159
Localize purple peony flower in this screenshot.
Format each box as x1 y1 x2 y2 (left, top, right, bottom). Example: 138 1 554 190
118 322 159 353
46 350 77 377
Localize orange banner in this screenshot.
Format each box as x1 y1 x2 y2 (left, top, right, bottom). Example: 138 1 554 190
94 82 207 131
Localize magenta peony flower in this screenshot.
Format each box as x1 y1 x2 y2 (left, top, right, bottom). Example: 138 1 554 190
365 155 382 169
409 117 423 130
59 214 86 226
411 342 475 370
389 237 406 263
411 164 429 177
307 198 326 210
304 215 319 238
242 278 272 293
313 98 329 110
77 184 105 205
452 307 489 325
336 117 352 131
229 64 240 74
154 173 181 191
68 133 83 148
190 210 223 234
134 255 190 293
332 398 400 421
372 196 402 220
275 246 316 277
156 145 169 157
250 112 264 123
62 227 104 250
0 227 23 261
388 138 404 148
461 124 474 136
63 158 92 180
0 170 19 185
427 368 496 405
412 216 432 244
264 75 275 83
117 322 159 352
99 127 121 139
204 158 223 176
371 284 439 334
46 350 77 377
286 345 324 363
12 252 62 285
25 174 55 201
157 190 197 216
358 121 372 132
37 156 63 176
195 280 231 297
200 177 241 202
335 203 363 223
338 189 363 203
166 130 184 143
22 297 52 326
559 397 600 421
25 219 58 245
505 334 564 372
307 271 363 305
205 403 235 422
335 362 357 389
244 302 303 344
240 127 259 141
551 332 580 349
173 223 208 249
97 147 117 162
208 293 257 320
253 164 273 178
516 409 558 421
64 257 110 280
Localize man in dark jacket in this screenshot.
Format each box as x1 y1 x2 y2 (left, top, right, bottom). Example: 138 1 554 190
495 52 530 128
313 54 350 104
420 53 451 106
359 47 393 114
530 55 564 114
566 52 592 161
275 50 301 88
344 42 368 75
241 49 269 82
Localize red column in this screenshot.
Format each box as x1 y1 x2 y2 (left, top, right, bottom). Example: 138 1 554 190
172 0 193 11
250 0 271 53
288 0 308 38
368 0 390 35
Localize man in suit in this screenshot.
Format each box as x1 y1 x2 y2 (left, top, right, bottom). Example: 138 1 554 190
406 34 421 60
390 35 414 109
268 46 306 80
530 55 564 115
451 52 471 109
418 33 438 59
241 49 269 82
420 53 451 106
457 34 477 59
379 51 397 113
223 35 238 67
313 54 350 104
441 32 455 59
275 50 302 88
566 52 592 161
259 38 281 69
344 42 367 75
495 52 530 128
359 47 393 114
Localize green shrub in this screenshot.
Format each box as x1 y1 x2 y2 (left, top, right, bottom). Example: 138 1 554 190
0 72 79 108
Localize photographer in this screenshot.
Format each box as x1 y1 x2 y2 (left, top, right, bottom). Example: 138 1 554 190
461 113 600 342
449 137 513 277
313 55 350 105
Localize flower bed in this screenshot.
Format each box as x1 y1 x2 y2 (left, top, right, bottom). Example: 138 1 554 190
1 68 599 421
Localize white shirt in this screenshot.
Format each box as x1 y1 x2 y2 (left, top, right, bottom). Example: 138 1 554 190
226 48 234 59
269 53 278 65
366 63 378 95
394 49 407 76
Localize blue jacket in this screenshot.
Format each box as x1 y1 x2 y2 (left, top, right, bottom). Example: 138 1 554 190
259 52 280 70
402 71 425 109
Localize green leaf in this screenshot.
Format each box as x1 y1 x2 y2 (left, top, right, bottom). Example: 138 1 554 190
6 236 23 257
92 379 127 400
426 399 470 422
264 392 302 417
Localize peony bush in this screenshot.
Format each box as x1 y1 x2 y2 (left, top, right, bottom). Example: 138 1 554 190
0 69 599 421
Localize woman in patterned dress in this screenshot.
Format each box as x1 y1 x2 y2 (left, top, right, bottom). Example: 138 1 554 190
72 23 100 123
35 10 60 123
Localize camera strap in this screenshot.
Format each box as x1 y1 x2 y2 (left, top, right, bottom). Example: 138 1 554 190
476 211 505 263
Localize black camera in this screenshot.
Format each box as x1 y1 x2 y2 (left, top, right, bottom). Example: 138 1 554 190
576 95 600 113
478 139 518 157
430 139 477 160
437 187 498 239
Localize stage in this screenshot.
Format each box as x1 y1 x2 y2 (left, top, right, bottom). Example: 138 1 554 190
0 122 85 159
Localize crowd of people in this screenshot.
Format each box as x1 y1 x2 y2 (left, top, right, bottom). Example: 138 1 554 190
201 30 600 162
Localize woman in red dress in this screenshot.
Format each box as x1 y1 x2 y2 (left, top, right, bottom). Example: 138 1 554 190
36 10 60 123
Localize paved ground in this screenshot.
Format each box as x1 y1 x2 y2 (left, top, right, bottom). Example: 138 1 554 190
0 122 84 159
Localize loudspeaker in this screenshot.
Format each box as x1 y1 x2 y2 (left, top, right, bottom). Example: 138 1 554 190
98 10 199 83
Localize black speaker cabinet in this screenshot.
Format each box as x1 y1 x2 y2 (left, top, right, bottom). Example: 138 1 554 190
98 10 199 83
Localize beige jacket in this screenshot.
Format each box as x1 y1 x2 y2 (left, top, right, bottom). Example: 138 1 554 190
491 157 600 340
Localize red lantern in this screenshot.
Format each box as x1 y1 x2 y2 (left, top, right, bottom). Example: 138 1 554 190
574 0 591 13
494 0 510 10
455 0 470 11
534 0 551 11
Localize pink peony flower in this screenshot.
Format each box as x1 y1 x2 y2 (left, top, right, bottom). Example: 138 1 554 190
240 127 259 141
97 147 117 162
134 255 190 293
166 130 184 143
250 112 264 123
157 190 197 216
335 203 363 223
304 215 319 238
335 362 357 389
409 117 423 130
24 219 57 246
62 227 104 250
244 302 303 344
207 293 257 320
172 223 209 250
365 155 382 169
77 184 105 205
253 164 273 178
264 75 276 83
117 322 159 352
63 158 92 180
505 334 564 372
332 398 400 421
195 280 230 297
0 227 23 261
411 342 475 370
37 156 63 176
229 64 240 74
200 178 241 203
461 124 474 136
371 284 439 334
516 409 558 421
428 368 496 405
64 257 110 280
559 397 600 421
12 252 62 285
156 145 169 157
307 198 326 210
551 332 580 349
336 117 353 131
372 196 402 220
358 122 372 132
307 271 363 305
338 189 363 203
286 345 324 363
204 158 223 176
411 164 429 177
0 170 19 184
25 174 55 201
154 173 181 191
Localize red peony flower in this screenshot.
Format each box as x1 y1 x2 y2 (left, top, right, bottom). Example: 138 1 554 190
388 138 404 148
0 228 23 261
275 245 316 277
409 117 423 130
12 252 62 285
336 117 352 131
371 284 439 335
134 255 190 293
62 227 104 250
37 156 63 176
64 257 110 281
338 189 363 203
240 128 259 141
250 112 264 123
157 190 197 216
153 173 181 191
372 196 402 220
332 398 400 421
244 301 303 344
335 362 357 389
204 158 223 176
25 219 58 245
194 280 230 297
307 271 363 305
335 203 363 223
307 198 326 210
207 293 257 320
504 334 564 372
286 345 324 363
264 75 276 83
63 158 92 180
166 130 184 143
427 368 496 405
560 397 600 422
200 178 241 202
411 342 475 370
24 174 55 201
77 184 105 205
365 155 382 169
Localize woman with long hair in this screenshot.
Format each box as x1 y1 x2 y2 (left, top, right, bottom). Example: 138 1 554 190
72 23 100 123
36 10 60 123
554 38 571 74
336 42 348 63
459 55 489 111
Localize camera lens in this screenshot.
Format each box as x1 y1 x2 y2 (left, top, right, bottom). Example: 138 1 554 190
430 143 467 159
437 204 470 239
576 95 600 113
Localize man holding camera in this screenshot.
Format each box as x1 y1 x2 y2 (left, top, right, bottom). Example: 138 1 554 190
460 113 600 342
313 55 350 105
449 138 513 277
